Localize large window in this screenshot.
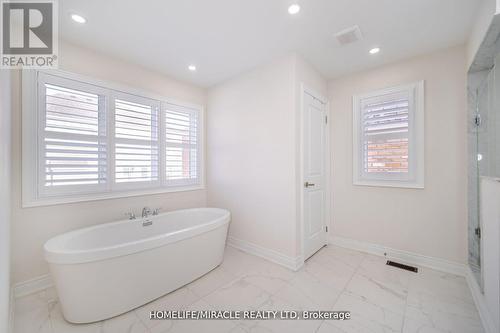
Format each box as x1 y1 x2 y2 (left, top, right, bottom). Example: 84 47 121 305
23 70 203 206
352 81 424 188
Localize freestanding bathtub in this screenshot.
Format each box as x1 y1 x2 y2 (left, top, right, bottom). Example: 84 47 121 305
44 207 230 323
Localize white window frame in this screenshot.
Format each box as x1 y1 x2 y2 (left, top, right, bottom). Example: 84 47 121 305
22 69 205 207
36 72 109 197
352 81 424 189
111 91 161 191
163 102 202 187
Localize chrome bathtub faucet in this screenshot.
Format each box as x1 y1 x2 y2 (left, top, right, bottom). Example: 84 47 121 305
142 207 152 218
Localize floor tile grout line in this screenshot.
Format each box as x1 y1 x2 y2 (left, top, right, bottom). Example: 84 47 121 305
331 251 365 308
135 305 152 329
201 249 340 329
45 293 55 333
341 252 416 332
314 319 325 333
195 270 252 308
314 250 365 332
276 266 340 310
188 272 239 301
400 265 419 333
196 263 288 315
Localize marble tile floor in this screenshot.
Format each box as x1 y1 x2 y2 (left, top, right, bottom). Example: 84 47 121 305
14 245 484 333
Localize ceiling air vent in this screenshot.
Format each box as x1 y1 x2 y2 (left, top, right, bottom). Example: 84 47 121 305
335 25 363 46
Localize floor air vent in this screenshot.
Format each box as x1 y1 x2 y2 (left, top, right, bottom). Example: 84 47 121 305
386 260 418 273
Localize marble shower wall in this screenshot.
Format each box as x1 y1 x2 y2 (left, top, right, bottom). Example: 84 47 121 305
467 70 489 285
467 13 500 288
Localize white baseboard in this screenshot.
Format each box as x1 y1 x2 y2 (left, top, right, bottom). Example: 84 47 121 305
8 289 14 333
329 236 467 276
465 266 499 333
12 274 53 299
227 236 303 271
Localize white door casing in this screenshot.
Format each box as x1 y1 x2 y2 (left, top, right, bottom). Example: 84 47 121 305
302 89 328 260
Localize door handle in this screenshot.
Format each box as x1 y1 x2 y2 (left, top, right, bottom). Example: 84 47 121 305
304 182 315 188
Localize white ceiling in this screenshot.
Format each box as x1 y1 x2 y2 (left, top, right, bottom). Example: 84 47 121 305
59 0 481 87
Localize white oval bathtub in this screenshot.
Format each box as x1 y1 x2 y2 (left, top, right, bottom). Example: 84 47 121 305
44 207 230 323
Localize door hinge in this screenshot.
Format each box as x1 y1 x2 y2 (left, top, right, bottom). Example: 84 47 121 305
325 226 328 232
475 227 481 239
474 114 481 127
325 115 328 124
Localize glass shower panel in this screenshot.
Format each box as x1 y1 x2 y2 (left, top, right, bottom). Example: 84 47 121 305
478 69 497 180
468 72 490 286
469 52 500 288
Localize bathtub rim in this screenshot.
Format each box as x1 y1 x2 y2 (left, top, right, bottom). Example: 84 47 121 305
44 207 230 265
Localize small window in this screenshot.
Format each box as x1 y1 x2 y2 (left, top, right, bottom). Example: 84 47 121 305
353 81 424 188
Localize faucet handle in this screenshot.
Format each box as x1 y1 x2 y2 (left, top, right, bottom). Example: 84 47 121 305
152 208 161 216
125 212 136 220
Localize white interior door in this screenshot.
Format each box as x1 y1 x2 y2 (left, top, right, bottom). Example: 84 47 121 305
303 90 328 260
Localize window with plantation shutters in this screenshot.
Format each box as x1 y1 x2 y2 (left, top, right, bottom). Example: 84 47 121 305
38 73 107 196
24 70 204 206
353 81 424 188
362 91 409 175
113 95 160 186
164 103 201 186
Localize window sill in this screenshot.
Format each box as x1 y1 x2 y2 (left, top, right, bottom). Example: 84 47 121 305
22 185 206 208
353 180 424 189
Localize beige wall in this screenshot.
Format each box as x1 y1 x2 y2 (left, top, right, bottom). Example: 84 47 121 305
207 55 297 257
467 0 496 69
328 45 468 263
1 70 12 333
11 42 208 284
207 54 326 260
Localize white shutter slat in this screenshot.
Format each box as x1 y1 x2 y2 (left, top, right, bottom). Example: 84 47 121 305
364 101 408 110
362 91 410 176
165 104 200 185
42 83 107 189
114 98 159 184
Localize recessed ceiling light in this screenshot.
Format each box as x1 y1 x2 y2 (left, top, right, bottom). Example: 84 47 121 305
188 65 197 72
288 4 300 15
71 14 86 24
369 47 380 55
